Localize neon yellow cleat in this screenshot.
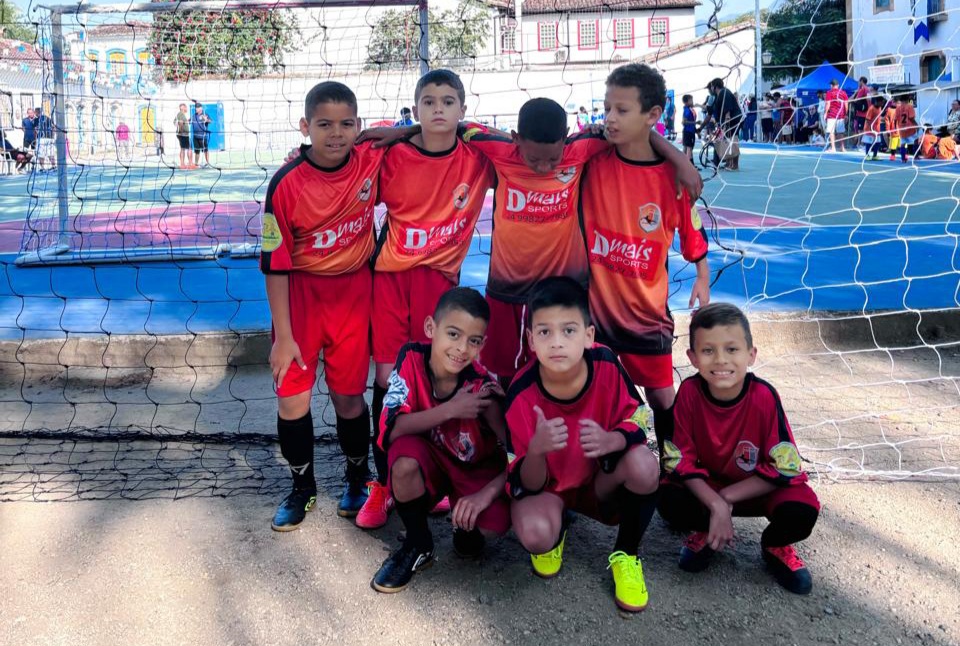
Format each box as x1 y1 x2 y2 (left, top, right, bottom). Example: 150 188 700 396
530 530 566 578
608 551 649 612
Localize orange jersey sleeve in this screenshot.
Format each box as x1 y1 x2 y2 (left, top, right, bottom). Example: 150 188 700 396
580 148 708 355
374 140 494 282
461 122 609 302
938 137 957 160
260 142 386 276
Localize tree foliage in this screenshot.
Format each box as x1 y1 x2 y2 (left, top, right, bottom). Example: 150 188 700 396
366 0 490 71
0 0 37 43
761 0 846 83
149 3 299 82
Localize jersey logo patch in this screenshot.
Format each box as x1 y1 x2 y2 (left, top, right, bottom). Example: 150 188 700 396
638 203 662 233
625 405 652 431
734 440 759 472
453 183 470 209
357 177 373 202
661 440 682 473
383 370 410 409
769 442 802 478
691 205 703 230
260 213 283 252
555 166 576 183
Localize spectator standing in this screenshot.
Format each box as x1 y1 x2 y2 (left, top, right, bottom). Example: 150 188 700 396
760 94 774 142
779 97 795 144
743 95 757 141
590 106 604 125
664 96 676 140
393 107 415 127
852 77 871 142
35 108 56 171
576 106 589 131
824 80 848 152
21 107 36 150
115 122 131 159
947 100 960 136
816 91 827 131
707 78 743 170
191 103 213 168
174 103 193 169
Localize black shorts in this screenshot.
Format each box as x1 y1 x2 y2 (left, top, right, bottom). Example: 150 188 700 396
682 131 696 149
177 135 190 150
192 135 208 153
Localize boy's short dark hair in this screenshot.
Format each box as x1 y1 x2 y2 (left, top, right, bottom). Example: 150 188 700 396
829 79 839 87
682 94 693 103
606 63 666 112
517 98 568 143
304 81 358 119
689 302 753 349
859 76 868 84
415 69 466 104
434 287 490 323
526 277 591 326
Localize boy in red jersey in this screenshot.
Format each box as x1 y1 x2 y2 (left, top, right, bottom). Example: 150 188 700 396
372 288 510 593
364 99 703 385
580 63 710 458
505 277 660 613
658 303 820 595
262 82 386 531
361 69 496 529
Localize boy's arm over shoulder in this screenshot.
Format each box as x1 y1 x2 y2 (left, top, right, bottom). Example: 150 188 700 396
677 186 709 263
663 377 710 481
565 128 610 162
459 121 513 161
752 378 808 486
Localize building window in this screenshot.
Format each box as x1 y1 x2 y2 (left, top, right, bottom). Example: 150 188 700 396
613 19 634 49
538 22 558 51
875 55 895 66
502 27 517 53
649 17 669 47
107 50 127 76
135 49 153 68
578 20 598 50
920 52 945 83
874 0 893 12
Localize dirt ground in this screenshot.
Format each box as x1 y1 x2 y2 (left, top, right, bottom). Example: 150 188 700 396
2 314 959 645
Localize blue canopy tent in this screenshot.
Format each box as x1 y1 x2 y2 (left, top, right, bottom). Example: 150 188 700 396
777 63 858 106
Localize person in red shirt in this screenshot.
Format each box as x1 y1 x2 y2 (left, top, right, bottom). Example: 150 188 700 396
852 76 871 143
824 79 848 153
657 303 820 595
894 96 919 163
362 69 496 529
581 62 710 463
261 81 387 530
505 277 660 612
372 287 510 592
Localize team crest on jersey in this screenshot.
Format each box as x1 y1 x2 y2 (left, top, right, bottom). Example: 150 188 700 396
638 203 662 233
734 440 759 472
555 166 577 184
625 404 652 431
661 440 682 473
453 183 470 209
357 178 373 202
454 430 476 462
691 205 703 230
769 442 802 477
260 213 283 252
383 370 410 409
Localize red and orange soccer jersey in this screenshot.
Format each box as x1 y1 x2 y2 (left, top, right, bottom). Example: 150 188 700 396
461 123 609 303
664 373 808 487
260 142 386 276
374 140 494 282
504 345 651 498
380 342 503 465
580 149 708 355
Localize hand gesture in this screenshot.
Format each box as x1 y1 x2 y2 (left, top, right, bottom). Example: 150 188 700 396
451 491 491 532
529 406 568 456
578 419 615 459
283 146 300 164
479 380 505 398
689 274 711 309
445 387 491 420
707 500 735 552
355 126 406 148
270 336 306 390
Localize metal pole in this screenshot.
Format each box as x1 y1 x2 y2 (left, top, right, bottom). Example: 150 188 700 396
50 11 70 251
755 0 762 142
418 0 429 76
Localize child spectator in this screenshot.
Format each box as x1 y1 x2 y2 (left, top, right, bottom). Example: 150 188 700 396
580 62 709 460
658 303 820 595
884 98 899 161
936 127 958 160
682 94 697 163
895 96 919 163
576 106 589 131
862 97 883 160
372 288 510 592
261 81 387 530
506 277 660 613
115 122 131 160
809 128 825 147
362 69 495 529
919 125 938 159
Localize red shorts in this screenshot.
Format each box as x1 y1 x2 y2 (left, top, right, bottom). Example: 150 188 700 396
662 478 821 516
480 295 535 382
372 267 455 364
388 434 511 535
619 352 674 390
275 269 371 398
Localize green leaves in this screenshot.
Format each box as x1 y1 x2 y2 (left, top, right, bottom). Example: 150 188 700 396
761 0 847 84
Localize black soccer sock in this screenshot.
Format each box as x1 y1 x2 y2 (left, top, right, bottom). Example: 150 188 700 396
613 487 659 556
277 411 316 491
761 501 819 548
395 493 434 553
336 410 371 480
652 406 674 451
371 383 389 485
